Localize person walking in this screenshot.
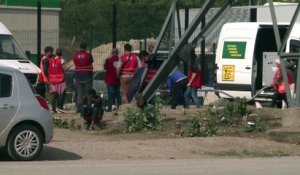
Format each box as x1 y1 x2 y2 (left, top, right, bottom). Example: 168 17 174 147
72 42 94 112
184 64 203 108
104 48 122 112
271 58 294 108
167 70 188 109
117 43 141 103
37 46 54 98
48 48 67 113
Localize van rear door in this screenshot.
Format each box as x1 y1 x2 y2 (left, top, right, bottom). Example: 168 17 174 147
216 23 259 99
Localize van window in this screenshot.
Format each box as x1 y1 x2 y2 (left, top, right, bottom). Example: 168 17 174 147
290 39 300 53
0 35 27 60
0 73 12 98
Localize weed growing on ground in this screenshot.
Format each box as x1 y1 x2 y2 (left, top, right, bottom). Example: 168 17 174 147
124 98 163 132
185 111 218 137
207 149 289 157
54 116 76 129
222 97 248 126
243 115 266 133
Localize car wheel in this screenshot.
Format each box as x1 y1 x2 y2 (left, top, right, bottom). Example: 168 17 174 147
7 125 43 161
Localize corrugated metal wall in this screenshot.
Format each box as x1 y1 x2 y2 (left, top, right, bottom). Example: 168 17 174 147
0 6 60 54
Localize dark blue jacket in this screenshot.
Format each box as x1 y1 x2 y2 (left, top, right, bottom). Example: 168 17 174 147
167 70 187 90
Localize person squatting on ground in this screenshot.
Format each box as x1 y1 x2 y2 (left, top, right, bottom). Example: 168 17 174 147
72 42 94 112
184 63 203 108
48 48 67 113
167 69 188 109
37 46 54 98
81 89 103 130
271 58 294 108
104 48 122 112
117 43 141 104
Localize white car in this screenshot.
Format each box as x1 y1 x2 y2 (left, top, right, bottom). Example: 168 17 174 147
0 66 53 161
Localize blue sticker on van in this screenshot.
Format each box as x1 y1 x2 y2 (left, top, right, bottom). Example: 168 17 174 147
222 41 246 59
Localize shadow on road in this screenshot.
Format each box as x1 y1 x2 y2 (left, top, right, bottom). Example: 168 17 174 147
0 146 82 161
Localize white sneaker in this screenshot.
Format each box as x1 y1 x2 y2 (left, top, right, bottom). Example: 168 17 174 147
56 108 66 113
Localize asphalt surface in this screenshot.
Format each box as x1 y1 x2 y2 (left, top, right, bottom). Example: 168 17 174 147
1 157 300 175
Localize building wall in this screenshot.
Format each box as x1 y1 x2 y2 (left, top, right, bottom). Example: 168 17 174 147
1 0 60 8
0 6 60 56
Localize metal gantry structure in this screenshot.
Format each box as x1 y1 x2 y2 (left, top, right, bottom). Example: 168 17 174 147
138 0 300 108
138 0 234 106
269 0 300 107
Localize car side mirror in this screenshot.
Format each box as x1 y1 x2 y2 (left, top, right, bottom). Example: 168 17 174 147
25 50 32 60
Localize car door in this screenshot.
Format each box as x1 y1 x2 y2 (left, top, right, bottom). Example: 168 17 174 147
0 71 19 133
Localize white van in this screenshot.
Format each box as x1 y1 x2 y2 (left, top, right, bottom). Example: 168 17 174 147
215 22 300 100
0 21 40 85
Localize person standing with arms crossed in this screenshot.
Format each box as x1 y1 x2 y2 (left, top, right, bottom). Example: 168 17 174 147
72 42 94 112
117 43 141 103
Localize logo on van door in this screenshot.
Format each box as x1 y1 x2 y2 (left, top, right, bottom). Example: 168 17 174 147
222 41 246 59
222 65 235 81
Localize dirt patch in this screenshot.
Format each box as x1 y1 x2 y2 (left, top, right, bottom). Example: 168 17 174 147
46 107 300 160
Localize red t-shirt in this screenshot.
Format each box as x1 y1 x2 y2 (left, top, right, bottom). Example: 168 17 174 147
104 56 119 86
188 70 202 88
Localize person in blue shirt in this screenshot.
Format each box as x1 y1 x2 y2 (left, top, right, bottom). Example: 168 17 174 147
167 70 188 109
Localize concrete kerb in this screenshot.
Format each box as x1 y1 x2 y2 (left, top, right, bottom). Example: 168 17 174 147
282 107 300 127
266 107 300 143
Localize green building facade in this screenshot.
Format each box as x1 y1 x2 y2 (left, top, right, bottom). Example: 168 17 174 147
0 0 60 8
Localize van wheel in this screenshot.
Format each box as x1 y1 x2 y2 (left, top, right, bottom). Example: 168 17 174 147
7 125 43 161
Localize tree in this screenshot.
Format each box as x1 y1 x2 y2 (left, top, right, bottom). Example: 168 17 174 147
60 0 297 48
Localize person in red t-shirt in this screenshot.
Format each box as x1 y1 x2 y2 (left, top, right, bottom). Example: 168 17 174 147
184 64 203 108
117 43 141 103
104 48 122 111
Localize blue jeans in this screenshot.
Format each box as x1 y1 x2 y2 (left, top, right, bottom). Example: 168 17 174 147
184 86 203 108
107 85 122 111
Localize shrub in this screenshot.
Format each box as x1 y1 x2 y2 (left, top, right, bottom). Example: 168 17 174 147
243 115 266 133
225 97 248 117
54 116 76 129
124 98 163 132
221 97 249 126
186 114 218 137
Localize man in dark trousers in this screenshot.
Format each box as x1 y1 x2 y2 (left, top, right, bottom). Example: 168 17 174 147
72 42 94 112
167 69 188 109
36 46 54 98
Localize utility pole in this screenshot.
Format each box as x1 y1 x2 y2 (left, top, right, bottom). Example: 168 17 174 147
37 0 41 66
112 4 117 48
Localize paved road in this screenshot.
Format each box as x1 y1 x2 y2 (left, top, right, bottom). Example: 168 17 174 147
1 157 300 175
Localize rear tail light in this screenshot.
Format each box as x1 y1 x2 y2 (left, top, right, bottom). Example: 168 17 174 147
35 95 49 111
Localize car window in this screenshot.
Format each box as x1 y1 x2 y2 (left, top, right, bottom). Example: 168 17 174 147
0 73 12 97
94 72 105 80
0 35 27 60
